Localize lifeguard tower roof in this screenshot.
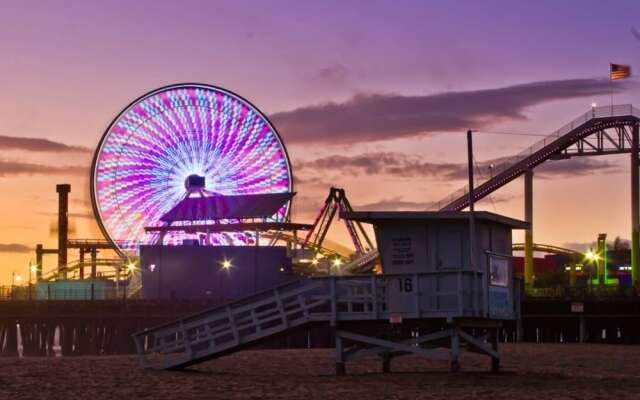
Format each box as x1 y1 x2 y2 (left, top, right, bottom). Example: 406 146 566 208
160 192 294 223
342 210 529 230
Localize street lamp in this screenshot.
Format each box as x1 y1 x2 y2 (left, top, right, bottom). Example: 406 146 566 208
584 249 600 263
221 259 232 270
126 261 137 273
28 261 38 301
584 249 601 290
12 272 22 286
29 261 38 283
332 257 342 274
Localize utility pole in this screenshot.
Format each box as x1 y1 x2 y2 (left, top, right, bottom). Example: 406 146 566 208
467 130 476 272
631 123 639 286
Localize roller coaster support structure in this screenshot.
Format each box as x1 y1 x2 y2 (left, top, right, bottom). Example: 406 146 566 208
304 187 374 256
524 170 534 286
436 105 640 287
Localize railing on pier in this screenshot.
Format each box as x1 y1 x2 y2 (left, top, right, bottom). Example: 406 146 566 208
0 285 133 301
526 285 640 300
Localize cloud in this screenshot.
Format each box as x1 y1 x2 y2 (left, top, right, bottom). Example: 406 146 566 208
0 135 91 153
564 237 630 252
314 64 351 86
562 241 597 252
272 78 625 144
0 243 32 253
295 152 467 180
536 157 622 178
0 160 88 176
477 193 522 204
354 192 519 212
296 152 623 182
38 211 94 220
355 197 434 210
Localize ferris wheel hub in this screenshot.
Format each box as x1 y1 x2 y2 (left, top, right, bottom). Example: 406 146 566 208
185 174 206 192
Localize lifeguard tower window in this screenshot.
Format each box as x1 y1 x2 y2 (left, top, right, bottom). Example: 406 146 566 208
489 254 509 287
436 227 464 270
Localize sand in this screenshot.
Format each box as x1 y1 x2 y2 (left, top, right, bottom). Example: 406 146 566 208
1 343 640 399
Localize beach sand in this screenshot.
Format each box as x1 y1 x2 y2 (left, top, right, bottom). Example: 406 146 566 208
1 343 639 399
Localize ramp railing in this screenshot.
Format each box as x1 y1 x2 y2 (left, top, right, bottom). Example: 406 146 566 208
132 279 326 370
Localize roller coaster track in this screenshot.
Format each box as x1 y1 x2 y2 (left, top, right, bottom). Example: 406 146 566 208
511 243 581 258
435 105 640 211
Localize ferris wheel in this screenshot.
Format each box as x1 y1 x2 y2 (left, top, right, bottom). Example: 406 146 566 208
91 83 293 254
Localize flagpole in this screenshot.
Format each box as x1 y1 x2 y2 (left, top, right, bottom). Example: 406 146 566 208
610 63 614 114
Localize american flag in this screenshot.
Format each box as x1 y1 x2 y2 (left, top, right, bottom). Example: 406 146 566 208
610 63 631 80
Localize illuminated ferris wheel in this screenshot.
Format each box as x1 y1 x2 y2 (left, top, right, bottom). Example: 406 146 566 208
91 84 293 254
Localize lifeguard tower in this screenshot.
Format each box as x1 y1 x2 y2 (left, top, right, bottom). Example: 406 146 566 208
338 210 526 372
132 209 525 373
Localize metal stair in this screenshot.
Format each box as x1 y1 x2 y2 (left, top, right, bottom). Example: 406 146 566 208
132 279 327 370
133 271 499 372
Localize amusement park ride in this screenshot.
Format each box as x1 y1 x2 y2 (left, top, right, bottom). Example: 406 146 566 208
17 84 640 371
433 104 640 288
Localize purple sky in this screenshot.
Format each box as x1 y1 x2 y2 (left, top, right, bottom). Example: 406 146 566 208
1 0 640 282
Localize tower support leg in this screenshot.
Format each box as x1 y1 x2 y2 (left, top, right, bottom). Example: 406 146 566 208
91 248 97 279
381 353 391 373
79 248 85 280
335 331 345 376
36 244 43 281
524 170 534 286
491 328 500 372
450 325 460 372
632 124 640 287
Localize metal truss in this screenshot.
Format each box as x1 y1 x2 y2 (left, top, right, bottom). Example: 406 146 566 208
553 124 635 159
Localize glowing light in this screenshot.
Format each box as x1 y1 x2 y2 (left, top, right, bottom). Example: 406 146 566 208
221 259 232 270
149 264 156 272
584 250 601 263
311 258 319 266
30 263 38 274
14 274 22 283
591 102 597 108
92 84 292 254
332 258 342 267
126 262 137 272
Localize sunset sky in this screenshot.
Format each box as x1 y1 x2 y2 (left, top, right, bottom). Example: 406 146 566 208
2 0 640 284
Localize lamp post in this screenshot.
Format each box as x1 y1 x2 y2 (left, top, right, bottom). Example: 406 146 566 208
12 271 22 286
29 261 38 300
11 271 22 300
584 248 600 293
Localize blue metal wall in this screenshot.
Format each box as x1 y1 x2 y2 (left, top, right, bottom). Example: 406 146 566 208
140 245 293 300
